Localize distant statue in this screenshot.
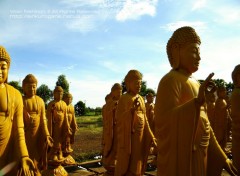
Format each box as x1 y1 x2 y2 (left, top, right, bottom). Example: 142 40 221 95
205 83 216 126
114 70 156 176
154 26 237 176
214 85 229 150
22 74 53 174
62 92 78 165
0 46 36 176
47 86 71 162
102 83 122 176
231 64 240 171
145 92 155 132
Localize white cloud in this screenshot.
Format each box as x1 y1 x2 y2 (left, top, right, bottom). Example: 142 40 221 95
116 0 158 21
192 0 207 11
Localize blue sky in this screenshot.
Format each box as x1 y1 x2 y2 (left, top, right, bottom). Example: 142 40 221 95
1 0 240 108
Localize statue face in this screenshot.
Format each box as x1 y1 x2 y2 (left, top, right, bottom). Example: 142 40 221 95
64 97 72 105
179 43 200 74
0 61 8 84
129 79 142 95
146 95 154 103
112 89 122 100
54 91 63 101
24 83 37 97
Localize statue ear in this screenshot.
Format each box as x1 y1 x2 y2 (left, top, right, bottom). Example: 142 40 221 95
170 44 180 69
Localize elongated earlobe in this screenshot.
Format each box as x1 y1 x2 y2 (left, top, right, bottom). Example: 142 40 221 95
170 44 180 69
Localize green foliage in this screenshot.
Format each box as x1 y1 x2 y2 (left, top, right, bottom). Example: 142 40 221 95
198 78 233 93
94 107 102 115
75 101 86 116
37 84 53 105
56 74 69 94
8 81 23 94
145 88 156 96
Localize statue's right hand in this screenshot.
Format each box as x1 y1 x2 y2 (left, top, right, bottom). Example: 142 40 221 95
18 157 36 176
197 73 214 106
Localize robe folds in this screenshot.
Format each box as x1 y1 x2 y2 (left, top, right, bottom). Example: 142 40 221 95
115 93 154 176
230 88 240 171
23 95 50 170
155 70 227 176
0 84 30 175
102 99 118 167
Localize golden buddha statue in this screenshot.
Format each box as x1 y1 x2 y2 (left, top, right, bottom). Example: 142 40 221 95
22 74 53 174
145 92 155 132
154 26 237 176
114 70 156 176
214 85 229 150
47 86 71 162
102 83 122 176
0 46 35 176
62 92 78 165
231 64 240 171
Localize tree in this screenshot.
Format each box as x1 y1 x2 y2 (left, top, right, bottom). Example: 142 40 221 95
8 80 23 94
37 84 53 105
74 101 86 116
95 107 102 115
56 74 69 94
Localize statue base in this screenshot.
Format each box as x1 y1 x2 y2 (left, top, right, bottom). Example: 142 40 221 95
42 159 68 176
62 155 76 166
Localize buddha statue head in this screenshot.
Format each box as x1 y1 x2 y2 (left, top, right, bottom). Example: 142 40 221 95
124 70 142 95
232 64 240 88
22 74 38 97
63 92 73 105
167 26 201 70
53 86 64 101
217 85 227 99
146 92 155 104
111 83 122 100
0 46 11 83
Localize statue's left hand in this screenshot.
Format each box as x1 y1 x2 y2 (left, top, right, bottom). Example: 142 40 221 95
68 128 73 135
18 157 36 176
46 135 54 148
224 159 238 176
152 138 157 148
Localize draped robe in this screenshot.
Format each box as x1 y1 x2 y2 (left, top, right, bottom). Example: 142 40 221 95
114 93 153 176
0 84 30 175
155 70 227 176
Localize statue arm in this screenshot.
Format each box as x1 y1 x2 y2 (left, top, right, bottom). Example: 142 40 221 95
71 105 78 132
13 89 36 175
14 90 29 158
46 102 53 136
39 98 50 137
207 127 228 175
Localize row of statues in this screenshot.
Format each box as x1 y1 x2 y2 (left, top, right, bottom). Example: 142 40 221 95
0 46 78 175
1 25 240 176
101 26 239 176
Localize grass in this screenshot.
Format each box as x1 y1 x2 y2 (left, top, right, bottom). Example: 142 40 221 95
72 115 103 163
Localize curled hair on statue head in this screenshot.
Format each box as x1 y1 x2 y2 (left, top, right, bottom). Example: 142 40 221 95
166 26 201 69
0 46 11 83
54 86 63 93
124 70 142 92
111 83 122 92
22 74 38 95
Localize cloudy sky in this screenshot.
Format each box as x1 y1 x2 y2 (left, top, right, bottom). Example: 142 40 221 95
1 0 240 108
